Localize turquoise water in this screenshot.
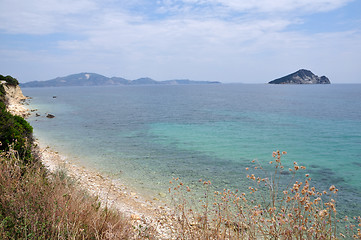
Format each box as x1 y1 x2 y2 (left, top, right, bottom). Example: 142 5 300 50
22 84 361 216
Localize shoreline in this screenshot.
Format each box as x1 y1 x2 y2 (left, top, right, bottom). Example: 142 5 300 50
36 140 173 234
7 88 175 238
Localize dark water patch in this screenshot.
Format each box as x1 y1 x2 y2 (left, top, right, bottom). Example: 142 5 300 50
310 164 319 169
352 161 361 167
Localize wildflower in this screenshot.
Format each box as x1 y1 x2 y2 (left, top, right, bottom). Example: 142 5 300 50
282 151 287 155
319 210 328 217
329 185 336 192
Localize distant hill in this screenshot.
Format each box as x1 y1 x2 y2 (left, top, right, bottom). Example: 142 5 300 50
269 69 330 84
20 73 221 87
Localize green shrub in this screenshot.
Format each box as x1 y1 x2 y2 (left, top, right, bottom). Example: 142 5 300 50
0 100 33 163
0 85 5 102
0 75 19 86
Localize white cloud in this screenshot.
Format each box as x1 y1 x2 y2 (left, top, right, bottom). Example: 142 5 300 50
0 0 360 83
0 0 353 35
156 0 354 15
51 7 360 82
212 0 353 13
0 0 97 34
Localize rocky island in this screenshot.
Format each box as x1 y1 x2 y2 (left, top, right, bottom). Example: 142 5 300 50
269 69 330 84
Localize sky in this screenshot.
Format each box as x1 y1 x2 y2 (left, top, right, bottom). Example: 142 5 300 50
0 0 360 83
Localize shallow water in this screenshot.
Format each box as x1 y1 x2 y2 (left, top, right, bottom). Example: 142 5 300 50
23 84 361 216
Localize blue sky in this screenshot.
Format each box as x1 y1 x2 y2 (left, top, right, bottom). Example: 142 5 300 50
0 0 360 83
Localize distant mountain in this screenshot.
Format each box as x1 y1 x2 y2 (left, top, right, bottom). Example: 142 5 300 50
20 73 221 87
269 69 330 84
131 77 159 85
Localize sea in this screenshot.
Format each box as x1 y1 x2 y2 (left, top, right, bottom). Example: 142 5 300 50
22 84 361 217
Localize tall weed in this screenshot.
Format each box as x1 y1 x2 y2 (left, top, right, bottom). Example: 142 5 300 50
169 150 361 239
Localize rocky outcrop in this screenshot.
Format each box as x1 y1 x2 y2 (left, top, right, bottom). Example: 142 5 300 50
2 84 29 117
3 84 27 101
269 69 330 84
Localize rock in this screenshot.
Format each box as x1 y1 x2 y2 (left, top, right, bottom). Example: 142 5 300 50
46 114 55 118
158 192 166 198
35 113 40 117
269 69 330 84
131 214 141 220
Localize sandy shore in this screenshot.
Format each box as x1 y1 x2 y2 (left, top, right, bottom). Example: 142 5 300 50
37 141 174 237
7 87 175 239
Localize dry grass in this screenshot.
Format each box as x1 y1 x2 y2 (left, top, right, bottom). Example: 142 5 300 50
168 150 361 239
0 147 153 240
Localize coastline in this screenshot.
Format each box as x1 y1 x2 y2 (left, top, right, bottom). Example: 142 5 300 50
7 88 174 238
36 140 173 235
5 84 360 238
